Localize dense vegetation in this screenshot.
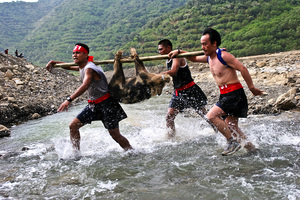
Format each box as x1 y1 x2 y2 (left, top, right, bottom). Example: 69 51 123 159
0 0 299 69
5 0 188 66
0 0 63 54
127 0 299 58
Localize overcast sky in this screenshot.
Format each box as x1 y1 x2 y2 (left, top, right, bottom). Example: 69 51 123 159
0 0 38 2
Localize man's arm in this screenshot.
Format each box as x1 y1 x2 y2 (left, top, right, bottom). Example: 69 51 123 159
223 52 263 96
46 60 79 72
162 57 182 77
168 49 207 63
57 68 93 112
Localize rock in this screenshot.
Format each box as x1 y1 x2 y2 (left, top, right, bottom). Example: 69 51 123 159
13 78 24 85
25 64 35 70
256 61 267 68
5 69 13 79
274 88 297 110
0 125 11 137
32 113 41 119
21 146 30 151
7 97 16 103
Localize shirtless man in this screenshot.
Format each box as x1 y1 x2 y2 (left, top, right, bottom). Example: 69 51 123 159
169 28 263 156
46 43 132 155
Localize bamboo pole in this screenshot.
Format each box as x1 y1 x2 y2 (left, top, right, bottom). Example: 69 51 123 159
54 51 204 68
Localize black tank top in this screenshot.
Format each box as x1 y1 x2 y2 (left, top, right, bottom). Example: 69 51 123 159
167 59 194 89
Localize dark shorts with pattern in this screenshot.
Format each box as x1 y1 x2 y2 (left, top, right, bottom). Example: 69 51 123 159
76 97 127 129
216 88 248 118
169 84 207 111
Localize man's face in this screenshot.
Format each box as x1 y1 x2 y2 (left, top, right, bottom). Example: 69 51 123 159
73 51 87 64
158 44 171 55
200 34 216 56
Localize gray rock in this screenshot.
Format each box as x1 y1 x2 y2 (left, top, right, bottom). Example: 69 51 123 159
0 125 11 137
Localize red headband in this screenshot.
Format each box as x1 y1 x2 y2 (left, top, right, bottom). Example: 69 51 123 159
73 45 88 54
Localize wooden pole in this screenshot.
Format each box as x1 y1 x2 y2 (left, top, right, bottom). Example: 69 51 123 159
54 51 204 68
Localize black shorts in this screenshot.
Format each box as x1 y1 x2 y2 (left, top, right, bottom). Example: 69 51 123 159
216 88 248 118
169 84 207 111
76 97 127 129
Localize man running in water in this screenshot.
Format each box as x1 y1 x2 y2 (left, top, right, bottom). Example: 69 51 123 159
169 28 263 155
46 43 132 155
158 39 217 137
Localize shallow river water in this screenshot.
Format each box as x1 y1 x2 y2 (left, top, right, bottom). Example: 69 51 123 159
0 94 299 200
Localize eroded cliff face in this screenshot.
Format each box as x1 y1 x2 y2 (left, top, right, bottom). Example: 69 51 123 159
0 50 299 134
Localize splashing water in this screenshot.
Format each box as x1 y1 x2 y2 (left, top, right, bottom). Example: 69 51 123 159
0 95 299 199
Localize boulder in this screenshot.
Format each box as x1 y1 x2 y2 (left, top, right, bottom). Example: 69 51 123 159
274 88 297 110
25 64 35 70
32 113 41 119
0 125 11 137
256 61 267 68
5 69 13 80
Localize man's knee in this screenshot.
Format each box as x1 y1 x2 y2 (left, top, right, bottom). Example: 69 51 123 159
166 108 178 121
206 106 225 122
69 119 83 131
206 112 216 122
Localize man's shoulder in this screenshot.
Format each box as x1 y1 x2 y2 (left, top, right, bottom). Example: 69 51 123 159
85 62 105 75
86 62 103 69
86 61 97 67
221 50 236 60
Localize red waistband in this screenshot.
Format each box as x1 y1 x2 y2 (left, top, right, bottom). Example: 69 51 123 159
88 93 110 104
219 82 243 94
175 81 195 96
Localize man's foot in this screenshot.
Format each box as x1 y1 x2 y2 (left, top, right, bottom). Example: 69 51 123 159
73 149 82 160
244 142 259 153
222 139 241 156
166 128 175 138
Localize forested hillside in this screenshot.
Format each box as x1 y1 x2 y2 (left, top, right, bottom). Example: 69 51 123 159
0 0 299 68
9 0 188 66
127 0 299 59
0 0 63 52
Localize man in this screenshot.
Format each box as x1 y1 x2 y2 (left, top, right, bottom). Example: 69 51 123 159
158 39 217 137
46 43 132 155
169 28 263 156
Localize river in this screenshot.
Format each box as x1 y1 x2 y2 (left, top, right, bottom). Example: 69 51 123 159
0 94 299 199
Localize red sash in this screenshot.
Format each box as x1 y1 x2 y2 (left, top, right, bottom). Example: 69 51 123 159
219 82 243 94
88 93 110 104
175 81 195 96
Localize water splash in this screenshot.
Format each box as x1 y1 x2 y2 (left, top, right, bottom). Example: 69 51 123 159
0 95 299 199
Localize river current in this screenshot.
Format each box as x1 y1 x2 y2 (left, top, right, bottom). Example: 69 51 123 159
0 94 299 199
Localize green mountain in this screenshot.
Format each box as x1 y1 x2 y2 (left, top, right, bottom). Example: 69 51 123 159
0 0 63 54
1 0 299 68
127 0 299 58
4 0 188 66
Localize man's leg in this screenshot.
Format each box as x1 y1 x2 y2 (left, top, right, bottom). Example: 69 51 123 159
166 107 179 137
206 105 232 139
69 118 84 151
108 128 133 151
206 105 241 156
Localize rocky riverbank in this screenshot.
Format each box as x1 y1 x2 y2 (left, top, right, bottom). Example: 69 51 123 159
0 53 86 134
0 50 299 136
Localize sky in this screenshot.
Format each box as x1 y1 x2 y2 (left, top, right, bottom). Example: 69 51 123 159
0 0 38 2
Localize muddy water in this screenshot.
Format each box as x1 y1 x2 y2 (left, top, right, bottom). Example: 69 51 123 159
0 95 299 199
